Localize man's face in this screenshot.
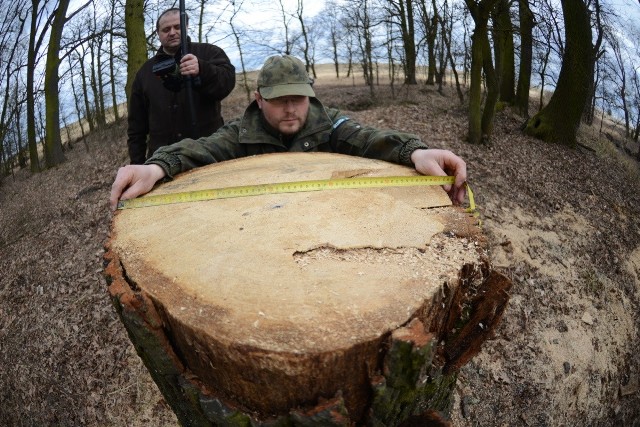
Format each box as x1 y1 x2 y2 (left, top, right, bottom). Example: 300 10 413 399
157 12 182 54
256 92 310 136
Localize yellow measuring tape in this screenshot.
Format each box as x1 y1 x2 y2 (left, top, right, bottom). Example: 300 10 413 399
117 175 476 215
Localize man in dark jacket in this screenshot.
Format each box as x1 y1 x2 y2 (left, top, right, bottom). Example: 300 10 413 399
127 8 236 164
111 55 468 209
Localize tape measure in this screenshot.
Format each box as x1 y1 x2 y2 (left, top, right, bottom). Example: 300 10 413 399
117 175 476 215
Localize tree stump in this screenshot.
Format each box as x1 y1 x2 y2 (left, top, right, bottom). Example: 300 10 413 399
103 152 512 426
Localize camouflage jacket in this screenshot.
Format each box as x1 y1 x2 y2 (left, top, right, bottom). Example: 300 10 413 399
147 98 428 178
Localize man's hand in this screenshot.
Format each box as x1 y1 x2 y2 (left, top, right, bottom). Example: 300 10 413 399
179 53 200 76
109 164 166 210
410 148 467 205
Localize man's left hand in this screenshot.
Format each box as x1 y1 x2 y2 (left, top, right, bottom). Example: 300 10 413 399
410 148 467 205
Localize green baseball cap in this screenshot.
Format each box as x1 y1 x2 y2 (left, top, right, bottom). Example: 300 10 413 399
257 55 315 99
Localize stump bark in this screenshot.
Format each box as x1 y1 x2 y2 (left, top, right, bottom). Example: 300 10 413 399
104 152 512 426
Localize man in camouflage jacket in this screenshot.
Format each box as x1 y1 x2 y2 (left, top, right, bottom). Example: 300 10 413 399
110 55 468 209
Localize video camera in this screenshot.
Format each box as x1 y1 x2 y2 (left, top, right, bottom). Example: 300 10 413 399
152 57 179 79
152 56 182 91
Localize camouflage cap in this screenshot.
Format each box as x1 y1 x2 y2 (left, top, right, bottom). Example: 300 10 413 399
257 55 315 99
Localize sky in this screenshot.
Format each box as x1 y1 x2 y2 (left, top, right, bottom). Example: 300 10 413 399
186 0 329 70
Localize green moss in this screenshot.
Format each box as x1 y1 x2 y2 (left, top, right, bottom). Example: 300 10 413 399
111 293 214 426
370 337 456 426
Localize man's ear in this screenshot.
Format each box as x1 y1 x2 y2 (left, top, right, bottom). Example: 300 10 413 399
255 91 263 109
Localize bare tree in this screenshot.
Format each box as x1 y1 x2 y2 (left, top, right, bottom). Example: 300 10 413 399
76 44 96 132
632 71 640 147
26 0 54 172
415 0 437 85
316 1 343 79
296 0 316 78
66 54 87 147
612 38 630 136
124 0 146 100
443 0 465 102
196 0 214 42
42 0 72 168
87 20 108 128
383 0 418 84
0 1 28 177
338 8 357 79
344 0 377 95
491 0 515 104
228 0 252 101
514 0 534 117
384 18 397 96
464 0 500 144
277 0 294 54
107 0 123 121
581 0 605 125
524 0 594 147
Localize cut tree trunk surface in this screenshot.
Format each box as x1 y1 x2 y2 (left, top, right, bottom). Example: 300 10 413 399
104 152 511 426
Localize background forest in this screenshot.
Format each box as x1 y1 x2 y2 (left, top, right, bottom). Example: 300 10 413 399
1 0 640 176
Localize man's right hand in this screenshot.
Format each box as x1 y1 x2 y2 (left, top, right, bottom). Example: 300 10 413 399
109 164 166 210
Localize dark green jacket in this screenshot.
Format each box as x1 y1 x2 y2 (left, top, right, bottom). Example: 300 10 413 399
147 98 428 178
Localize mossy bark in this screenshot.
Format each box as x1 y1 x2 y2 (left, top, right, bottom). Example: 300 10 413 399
465 0 500 145
124 0 147 101
523 0 593 147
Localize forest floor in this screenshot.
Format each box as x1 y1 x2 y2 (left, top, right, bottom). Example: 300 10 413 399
1 74 640 426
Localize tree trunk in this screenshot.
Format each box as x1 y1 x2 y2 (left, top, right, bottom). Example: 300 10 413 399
435 5 446 91
67 55 87 149
197 0 205 42
43 0 70 169
104 152 512 426
124 0 147 101
481 29 500 141
514 0 534 117
297 1 317 79
79 48 95 132
492 0 515 104
0 8 25 169
108 1 120 121
356 0 375 96
442 2 464 104
390 0 417 85
524 0 592 147
90 35 107 127
465 0 500 145
581 0 603 125
26 0 41 173
417 0 437 86
229 20 252 102
278 0 292 54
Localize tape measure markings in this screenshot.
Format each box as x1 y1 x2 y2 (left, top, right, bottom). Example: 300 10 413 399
117 175 475 213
